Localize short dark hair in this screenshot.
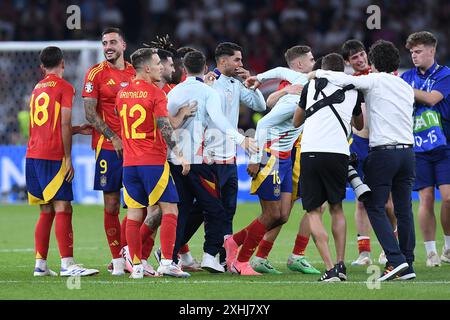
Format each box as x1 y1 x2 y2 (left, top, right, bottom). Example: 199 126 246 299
184 51 206 74
215 42 242 61
39 46 63 68
368 40 399 73
312 56 323 71
405 31 437 49
341 39 366 61
176 46 196 60
284 45 311 66
102 27 125 40
130 48 157 70
321 53 345 72
157 49 173 62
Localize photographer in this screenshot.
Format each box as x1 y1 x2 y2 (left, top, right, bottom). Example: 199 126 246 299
313 40 416 281
293 53 364 282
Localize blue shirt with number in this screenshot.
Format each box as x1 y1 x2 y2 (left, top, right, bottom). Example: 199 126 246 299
401 62 450 152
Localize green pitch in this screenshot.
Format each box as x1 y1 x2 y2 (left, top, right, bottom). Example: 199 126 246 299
0 202 449 300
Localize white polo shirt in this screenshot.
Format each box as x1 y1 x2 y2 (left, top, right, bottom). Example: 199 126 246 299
316 70 415 148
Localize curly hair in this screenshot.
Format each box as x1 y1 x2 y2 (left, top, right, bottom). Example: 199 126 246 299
405 31 437 49
368 40 399 73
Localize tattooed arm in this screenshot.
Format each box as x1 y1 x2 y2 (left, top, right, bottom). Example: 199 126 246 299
157 116 190 175
84 97 122 157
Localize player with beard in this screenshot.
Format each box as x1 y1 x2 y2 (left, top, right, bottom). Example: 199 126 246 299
83 28 135 276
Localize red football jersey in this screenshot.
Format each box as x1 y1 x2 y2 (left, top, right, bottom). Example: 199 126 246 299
277 80 291 91
161 83 176 95
353 67 398 77
116 79 169 166
82 61 135 151
26 74 74 161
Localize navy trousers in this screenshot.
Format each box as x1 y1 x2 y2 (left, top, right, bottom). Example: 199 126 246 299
181 163 238 263
363 148 416 268
170 163 226 261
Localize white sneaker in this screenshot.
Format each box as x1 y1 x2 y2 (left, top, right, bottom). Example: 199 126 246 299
60 264 99 277
33 267 58 277
180 252 202 272
111 258 126 276
378 251 388 265
142 260 160 277
441 247 450 263
426 251 441 267
157 260 191 278
351 251 372 266
121 246 134 273
129 264 144 279
201 253 225 273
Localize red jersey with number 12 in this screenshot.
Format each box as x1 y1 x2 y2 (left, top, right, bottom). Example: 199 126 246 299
82 61 135 151
116 79 168 167
26 74 75 160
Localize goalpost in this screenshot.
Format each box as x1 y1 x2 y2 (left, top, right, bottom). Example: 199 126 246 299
0 41 103 145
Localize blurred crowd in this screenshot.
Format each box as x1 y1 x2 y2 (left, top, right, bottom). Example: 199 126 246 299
0 0 449 144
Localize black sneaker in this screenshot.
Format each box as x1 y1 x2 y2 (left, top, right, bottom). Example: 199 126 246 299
378 262 409 281
395 265 416 281
335 261 347 281
318 267 341 282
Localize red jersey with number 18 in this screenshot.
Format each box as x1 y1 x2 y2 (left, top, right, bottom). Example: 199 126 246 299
26 74 75 161
116 79 169 167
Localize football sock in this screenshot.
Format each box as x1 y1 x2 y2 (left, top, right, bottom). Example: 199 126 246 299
61 257 75 269
126 219 142 265
237 219 267 263
140 223 155 260
120 215 128 249
255 239 273 259
104 209 122 259
55 211 73 258
35 211 55 259
160 213 178 260
424 241 437 254
444 235 450 250
232 225 251 246
292 234 309 256
179 244 190 254
357 235 371 253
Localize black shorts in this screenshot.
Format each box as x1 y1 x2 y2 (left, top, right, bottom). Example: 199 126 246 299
300 152 348 212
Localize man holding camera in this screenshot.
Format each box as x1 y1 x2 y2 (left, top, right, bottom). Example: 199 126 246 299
313 40 416 281
294 53 364 282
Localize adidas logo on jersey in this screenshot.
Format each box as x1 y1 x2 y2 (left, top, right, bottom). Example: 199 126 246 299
107 79 116 85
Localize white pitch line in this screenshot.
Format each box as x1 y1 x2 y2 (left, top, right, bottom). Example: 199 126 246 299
0 280 450 285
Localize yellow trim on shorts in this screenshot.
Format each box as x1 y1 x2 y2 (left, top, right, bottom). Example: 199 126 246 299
95 135 105 160
42 159 66 202
292 144 301 201
123 186 146 209
28 192 47 205
250 155 276 194
148 162 170 206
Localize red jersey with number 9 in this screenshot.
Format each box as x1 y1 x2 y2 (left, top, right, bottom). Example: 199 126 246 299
26 74 75 161
82 61 136 152
116 79 169 167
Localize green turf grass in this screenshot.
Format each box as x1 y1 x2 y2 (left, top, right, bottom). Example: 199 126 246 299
0 202 449 300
